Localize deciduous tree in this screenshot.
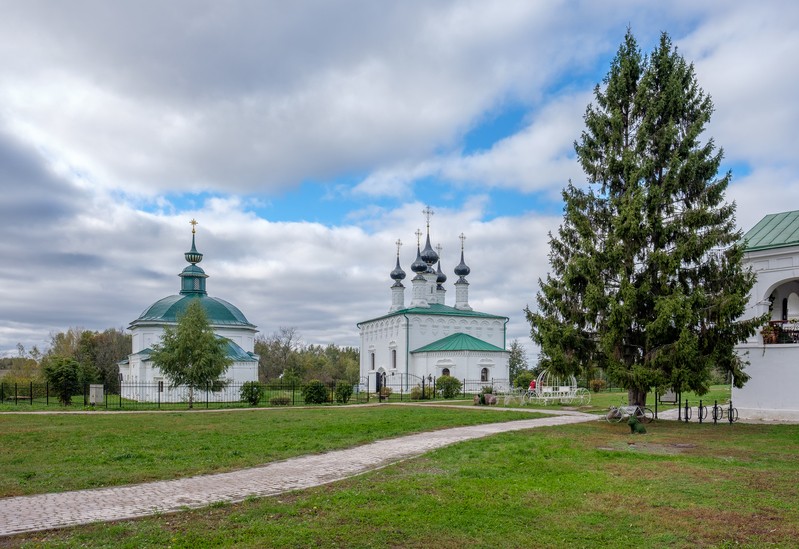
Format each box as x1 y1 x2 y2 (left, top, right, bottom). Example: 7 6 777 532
150 300 232 408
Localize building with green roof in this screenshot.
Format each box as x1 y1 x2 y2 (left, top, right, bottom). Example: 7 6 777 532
119 222 258 401
358 213 509 393
733 210 799 420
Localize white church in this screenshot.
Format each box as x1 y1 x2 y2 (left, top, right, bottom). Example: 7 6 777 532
119 221 259 401
358 209 510 392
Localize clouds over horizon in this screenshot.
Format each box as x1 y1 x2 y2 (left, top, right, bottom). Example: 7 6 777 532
1 1 797 357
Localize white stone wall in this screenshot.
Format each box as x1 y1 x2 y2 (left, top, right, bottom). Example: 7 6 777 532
732 243 799 420
733 343 799 420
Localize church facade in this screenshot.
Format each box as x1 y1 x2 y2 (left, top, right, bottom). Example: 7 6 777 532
119 222 259 401
733 210 799 420
358 214 510 392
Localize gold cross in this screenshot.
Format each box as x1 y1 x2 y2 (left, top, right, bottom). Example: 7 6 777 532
459 233 466 250
190 218 198 234
415 229 422 247
395 239 402 257
422 206 434 229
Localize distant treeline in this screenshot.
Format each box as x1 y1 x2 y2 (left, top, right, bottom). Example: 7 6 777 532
6 326 359 389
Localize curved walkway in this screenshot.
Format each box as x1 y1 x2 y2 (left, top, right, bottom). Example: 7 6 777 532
0 409 596 536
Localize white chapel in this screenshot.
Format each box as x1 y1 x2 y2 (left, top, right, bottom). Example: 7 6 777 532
119 221 259 401
358 210 510 392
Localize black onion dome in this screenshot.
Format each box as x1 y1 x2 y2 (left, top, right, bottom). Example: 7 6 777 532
390 256 406 281
420 234 439 265
411 246 427 273
454 249 470 277
436 261 447 284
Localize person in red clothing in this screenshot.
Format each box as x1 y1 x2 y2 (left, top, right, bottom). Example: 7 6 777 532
529 379 536 391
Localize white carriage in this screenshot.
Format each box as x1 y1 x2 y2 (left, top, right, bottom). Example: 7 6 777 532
524 369 591 406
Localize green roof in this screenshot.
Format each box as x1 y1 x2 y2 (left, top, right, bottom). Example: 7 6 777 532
411 332 507 353
743 211 799 251
359 303 507 326
131 295 255 329
129 338 257 363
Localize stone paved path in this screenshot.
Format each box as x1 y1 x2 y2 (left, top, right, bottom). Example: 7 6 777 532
0 410 596 537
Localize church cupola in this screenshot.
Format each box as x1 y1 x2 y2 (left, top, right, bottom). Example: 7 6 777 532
389 239 406 312
435 244 447 305
179 219 209 296
454 232 472 311
409 228 430 308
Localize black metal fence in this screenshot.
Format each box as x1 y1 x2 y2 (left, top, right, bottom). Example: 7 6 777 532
0 380 372 410
1 377 515 410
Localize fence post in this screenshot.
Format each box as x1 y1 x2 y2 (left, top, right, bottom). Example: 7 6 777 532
206 382 210 409
30 381 33 406
684 400 690 423
15 383 18 405
699 400 703 424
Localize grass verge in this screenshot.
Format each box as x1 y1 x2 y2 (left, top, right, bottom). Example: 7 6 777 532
0 405 542 497
9 420 798 548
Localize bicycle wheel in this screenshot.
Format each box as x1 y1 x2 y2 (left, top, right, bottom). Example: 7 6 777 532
606 406 621 423
575 387 591 405
641 407 654 423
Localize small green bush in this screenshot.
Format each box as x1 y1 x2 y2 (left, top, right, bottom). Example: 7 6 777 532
43 357 85 406
480 385 494 395
302 380 329 404
269 394 291 406
436 376 462 399
589 379 607 393
410 385 433 400
514 370 535 389
379 386 393 398
240 381 264 406
334 382 353 404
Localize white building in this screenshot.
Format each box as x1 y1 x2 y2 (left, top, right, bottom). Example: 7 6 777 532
358 216 510 393
733 210 799 421
119 223 258 401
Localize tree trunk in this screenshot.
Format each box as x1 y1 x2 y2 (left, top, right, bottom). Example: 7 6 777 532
628 387 647 407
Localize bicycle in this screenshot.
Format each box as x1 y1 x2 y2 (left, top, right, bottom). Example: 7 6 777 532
606 403 654 423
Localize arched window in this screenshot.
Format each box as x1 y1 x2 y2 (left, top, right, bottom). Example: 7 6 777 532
441 368 450 377
481 368 489 382
783 298 788 321
370 352 375 370
788 293 799 319
391 349 397 370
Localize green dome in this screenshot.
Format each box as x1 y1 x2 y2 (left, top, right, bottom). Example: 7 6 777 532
131 295 255 329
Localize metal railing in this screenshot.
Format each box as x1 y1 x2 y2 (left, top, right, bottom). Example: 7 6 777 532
0 380 369 410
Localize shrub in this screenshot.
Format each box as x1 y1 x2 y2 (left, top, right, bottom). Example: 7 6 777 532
269 394 291 406
436 376 462 399
334 382 353 404
410 385 433 400
480 385 494 394
43 356 86 406
302 380 329 404
240 381 264 406
589 379 607 393
379 386 393 398
514 370 535 389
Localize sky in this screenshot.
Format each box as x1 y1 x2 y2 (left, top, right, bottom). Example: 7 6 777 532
1 1 798 361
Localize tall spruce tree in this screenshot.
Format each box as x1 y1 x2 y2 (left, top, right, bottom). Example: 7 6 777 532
150 300 232 408
526 30 762 406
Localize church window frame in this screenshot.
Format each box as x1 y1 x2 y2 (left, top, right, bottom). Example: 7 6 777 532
480 368 489 382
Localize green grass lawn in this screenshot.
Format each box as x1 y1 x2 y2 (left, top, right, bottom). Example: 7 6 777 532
10 419 798 548
0 405 542 497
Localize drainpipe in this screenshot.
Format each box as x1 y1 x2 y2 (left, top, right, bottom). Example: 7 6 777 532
403 313 410 382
